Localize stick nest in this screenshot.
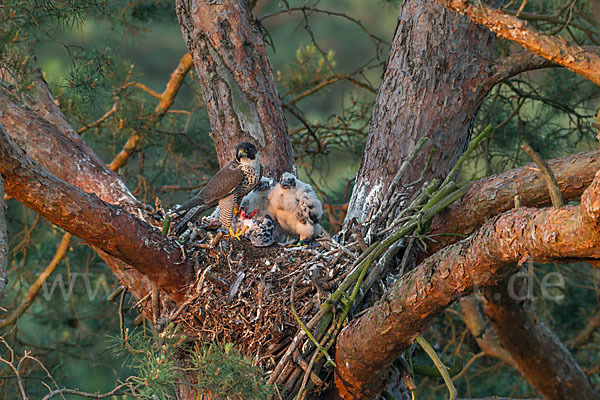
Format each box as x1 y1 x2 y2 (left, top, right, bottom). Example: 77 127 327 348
164 228 358 397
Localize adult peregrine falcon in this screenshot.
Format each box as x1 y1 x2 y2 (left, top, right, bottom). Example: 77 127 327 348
172 142 262 238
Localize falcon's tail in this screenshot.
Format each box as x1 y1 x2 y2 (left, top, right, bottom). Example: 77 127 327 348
171 196 206 215
172 203 213 235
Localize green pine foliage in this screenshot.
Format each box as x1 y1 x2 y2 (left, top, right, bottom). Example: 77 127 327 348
115 327 185 399
113 326 275 400
191 342 275 400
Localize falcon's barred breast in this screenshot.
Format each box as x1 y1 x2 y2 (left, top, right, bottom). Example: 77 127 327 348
172 142 262 235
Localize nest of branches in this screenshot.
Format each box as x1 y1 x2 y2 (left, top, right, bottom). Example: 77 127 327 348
164 227 360 397
158 131 488 399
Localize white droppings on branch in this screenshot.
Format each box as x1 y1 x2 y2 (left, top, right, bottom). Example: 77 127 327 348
345 179 384 226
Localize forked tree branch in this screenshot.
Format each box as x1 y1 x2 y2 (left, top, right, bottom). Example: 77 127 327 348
0 123 191 301
438 0 600 86
334 168 600 399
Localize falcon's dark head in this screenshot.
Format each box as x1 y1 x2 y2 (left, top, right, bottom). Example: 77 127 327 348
235 142 258 162
280 172 297 189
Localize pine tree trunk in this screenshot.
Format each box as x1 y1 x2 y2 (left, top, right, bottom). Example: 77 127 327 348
175 0 295 178
345 0 496 229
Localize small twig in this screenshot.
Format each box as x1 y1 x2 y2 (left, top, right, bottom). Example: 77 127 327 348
415 335 457 400
107 285 124 303
40 384 129 400
521 142 563 207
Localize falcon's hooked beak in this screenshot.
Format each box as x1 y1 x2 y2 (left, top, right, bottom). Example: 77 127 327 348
235 142 258 162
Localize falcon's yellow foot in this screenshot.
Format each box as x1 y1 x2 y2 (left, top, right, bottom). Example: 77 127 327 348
286 239 307 247
228 226 248 240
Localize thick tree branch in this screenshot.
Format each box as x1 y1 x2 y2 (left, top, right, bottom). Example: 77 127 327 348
334 168 600 399
1 52 197 309
0 85 155 306
439 0 600 86
428 149 600 255
0 123 191 301
482 273 596 399
0 90 134 206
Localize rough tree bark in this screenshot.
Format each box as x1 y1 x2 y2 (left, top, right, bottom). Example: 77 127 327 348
428 149 600 255
175 0 295 178
0 122 191 301
345 0 496 226
334 170 600 399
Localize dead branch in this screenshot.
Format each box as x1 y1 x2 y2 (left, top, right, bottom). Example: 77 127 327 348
0 233 71 328
438 0 600 86
521 142 563 207
334 168 600 399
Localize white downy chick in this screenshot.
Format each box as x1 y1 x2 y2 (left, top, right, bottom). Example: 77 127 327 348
267 172 323 242
236 209 279 247
240 177 273 217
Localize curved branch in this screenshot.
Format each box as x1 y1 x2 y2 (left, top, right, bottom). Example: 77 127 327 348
439 0 600 86
0 123 191 301
334 169 600 399
0 233 71 328
486 50 555 87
